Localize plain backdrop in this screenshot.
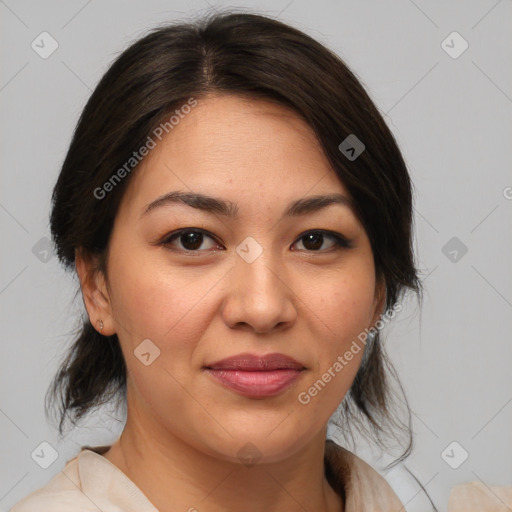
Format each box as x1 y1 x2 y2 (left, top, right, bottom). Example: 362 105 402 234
1 1 511 510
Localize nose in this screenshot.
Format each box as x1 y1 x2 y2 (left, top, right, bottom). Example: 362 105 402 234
220 246 297 334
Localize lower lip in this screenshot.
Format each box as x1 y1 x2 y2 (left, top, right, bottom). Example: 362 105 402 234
204 368 304 398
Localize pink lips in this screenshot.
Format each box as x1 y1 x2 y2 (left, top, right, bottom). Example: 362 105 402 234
203 352 305 398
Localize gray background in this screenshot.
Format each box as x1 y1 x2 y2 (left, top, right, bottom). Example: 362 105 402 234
1 1 511 510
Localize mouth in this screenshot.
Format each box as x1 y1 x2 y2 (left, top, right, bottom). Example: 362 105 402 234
203 352 306 399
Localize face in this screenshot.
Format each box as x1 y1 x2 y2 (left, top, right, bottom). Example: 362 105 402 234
80 94 384 464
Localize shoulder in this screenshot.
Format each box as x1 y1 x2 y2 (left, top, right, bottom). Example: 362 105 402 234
9 453 101 512
10 446 158 512
325 439 404 511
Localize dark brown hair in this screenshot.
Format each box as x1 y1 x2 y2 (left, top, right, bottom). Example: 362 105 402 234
47 11 421 461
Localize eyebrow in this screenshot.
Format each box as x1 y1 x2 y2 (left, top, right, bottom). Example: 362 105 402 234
141 191 353 219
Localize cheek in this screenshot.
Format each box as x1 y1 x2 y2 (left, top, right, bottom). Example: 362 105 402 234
299 268 376 384
107 257 218 420
107 245 225 358
309 268 377 344
293 273 375 408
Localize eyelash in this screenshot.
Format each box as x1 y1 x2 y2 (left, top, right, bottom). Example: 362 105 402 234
158 228 352 255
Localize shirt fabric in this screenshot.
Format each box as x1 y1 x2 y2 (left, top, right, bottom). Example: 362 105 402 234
448 482 512 511
10 439 404 511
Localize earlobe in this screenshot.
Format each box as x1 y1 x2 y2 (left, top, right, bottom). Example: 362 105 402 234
75 248 116 335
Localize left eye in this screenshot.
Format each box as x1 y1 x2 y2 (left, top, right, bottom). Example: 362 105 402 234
292 230 350 251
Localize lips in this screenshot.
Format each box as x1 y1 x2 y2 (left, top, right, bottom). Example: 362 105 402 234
204 352 305 371
203 352 305 398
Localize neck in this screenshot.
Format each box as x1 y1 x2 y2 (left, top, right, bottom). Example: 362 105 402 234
103 402 343 512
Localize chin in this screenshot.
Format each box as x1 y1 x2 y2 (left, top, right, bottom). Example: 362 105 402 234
202 425 317 466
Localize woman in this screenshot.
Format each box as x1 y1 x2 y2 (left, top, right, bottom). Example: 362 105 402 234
11 11 421 511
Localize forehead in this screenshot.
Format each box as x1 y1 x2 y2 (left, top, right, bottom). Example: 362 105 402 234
120 94 349 212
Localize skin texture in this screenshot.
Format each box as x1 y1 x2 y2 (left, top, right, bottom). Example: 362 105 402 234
76 94 385 512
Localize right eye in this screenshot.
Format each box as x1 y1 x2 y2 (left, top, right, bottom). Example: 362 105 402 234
160 228 224 254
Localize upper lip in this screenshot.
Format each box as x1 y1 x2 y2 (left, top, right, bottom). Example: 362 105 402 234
204 352 305 371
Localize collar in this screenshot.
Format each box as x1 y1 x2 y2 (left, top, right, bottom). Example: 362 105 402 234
77 447 158 511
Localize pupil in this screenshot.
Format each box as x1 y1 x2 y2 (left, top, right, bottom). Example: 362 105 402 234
182 231 203 250
304 233 322 250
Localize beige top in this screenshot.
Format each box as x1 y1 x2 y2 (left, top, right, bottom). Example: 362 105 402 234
448 482 512 511
10 439 404 511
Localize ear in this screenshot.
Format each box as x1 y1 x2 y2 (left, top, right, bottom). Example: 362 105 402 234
369 275 387 328
75 248 116 336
